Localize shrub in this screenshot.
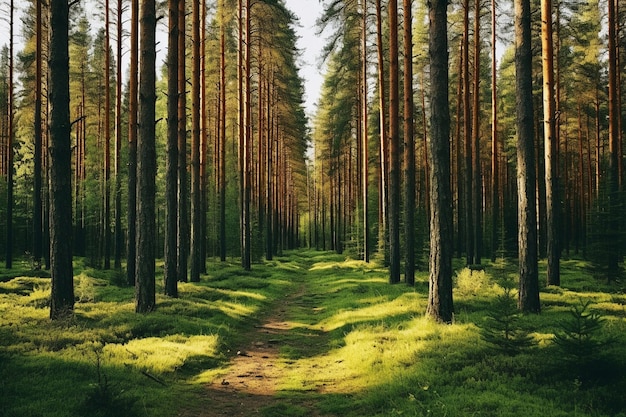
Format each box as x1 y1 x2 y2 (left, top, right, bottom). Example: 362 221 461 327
480 278 534 355
553 299 610 364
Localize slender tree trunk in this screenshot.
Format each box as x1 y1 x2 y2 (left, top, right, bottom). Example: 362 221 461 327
607 0 620 275
49 0 75 319
375 0 388 257
114 0 123 270
515 0 540 313
5 0 14 269
200 0 208 273
362 0 370 263
127 0 139 286
542 0 560 286
190 0 202 281
455 42 464 258
241 0 252 270
388 0 401 284
165 0 179 297
471 0 482 265
462 0 473 265
177 0 189 282
426 0 454 323
403 0 416 285
266 85 274 259
104 0 111 269
219 0 227 262
136 0 157 313
33 0 43 270
490 0 499 261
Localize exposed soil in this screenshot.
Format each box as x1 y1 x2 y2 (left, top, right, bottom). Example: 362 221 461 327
178 281 334 417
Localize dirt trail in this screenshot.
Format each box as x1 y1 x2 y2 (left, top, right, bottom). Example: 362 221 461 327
181 279 331 417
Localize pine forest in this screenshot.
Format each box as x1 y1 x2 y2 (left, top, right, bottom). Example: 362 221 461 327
0 0 625 416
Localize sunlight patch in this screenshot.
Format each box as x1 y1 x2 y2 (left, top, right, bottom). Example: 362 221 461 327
103 335 220 374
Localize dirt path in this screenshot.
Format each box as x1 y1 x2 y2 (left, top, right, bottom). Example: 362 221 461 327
180 277 332 417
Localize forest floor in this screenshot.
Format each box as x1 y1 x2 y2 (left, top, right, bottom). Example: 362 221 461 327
179 269 335 417
2 251 626 417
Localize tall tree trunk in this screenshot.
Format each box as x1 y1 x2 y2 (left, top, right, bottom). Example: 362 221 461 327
199 0 207 273
190 0 202 282
49 0 75 319
127 0 139 286
177 0 188 282
136 0 157 313
165 0 179 297
375 0 388 257
104 0 111 269
455 41 464 258
241 0 252 270
5 0 14 269
33 0 43 270
471 0 482 265
515 0 540 313
266 82 274 259
114 0 123 270
490 0 499 261
219 0 227 262
607 0 620 275
426 0 454 323
403 0 416 285
462 0 473 265
542 0 560 286
388 0 401 284
361 0 370 263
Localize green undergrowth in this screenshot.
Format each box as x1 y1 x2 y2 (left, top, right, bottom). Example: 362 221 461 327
0 255 295 417
1 251 625 417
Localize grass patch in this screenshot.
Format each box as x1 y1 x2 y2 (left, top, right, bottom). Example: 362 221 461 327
1 251 625 416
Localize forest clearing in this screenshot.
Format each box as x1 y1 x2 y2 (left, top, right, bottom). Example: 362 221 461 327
1 250 625 416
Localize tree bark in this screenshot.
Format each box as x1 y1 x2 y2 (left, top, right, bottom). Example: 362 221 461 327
177 0 189 283
127 0 139 286
219 0 227 262
33 0 43 270
375 0 388 257
471 0 482 265
165 0 179 297
6 0 14 269
462 0 473 265
114 0 123 270
542 0 560 286
49 0 75 319
135 0 157 313
490 0 499 262
403 0 416 285
104 0 111 270
388 0 401 284
241 0 252 270
426 0 454 323
515 0 540 313
607 0 620 275
361 0 370 263
190 0 202 282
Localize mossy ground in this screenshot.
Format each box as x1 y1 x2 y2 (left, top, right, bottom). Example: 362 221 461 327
1 251 625 417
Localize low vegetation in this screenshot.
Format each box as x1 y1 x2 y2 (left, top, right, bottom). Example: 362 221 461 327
1 251 625 417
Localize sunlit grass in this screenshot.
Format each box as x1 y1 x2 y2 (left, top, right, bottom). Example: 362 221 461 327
1 252 625 416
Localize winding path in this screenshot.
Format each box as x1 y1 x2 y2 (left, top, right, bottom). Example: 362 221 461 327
180 267 334 417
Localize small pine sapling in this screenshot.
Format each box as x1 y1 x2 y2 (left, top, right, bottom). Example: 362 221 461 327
480 275 534 354
553 299 610 364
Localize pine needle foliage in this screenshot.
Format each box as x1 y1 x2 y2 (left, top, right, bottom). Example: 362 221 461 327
553 299 609 363
480 276 534 355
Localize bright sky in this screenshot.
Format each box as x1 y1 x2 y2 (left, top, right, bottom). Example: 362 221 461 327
285 0 326 116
